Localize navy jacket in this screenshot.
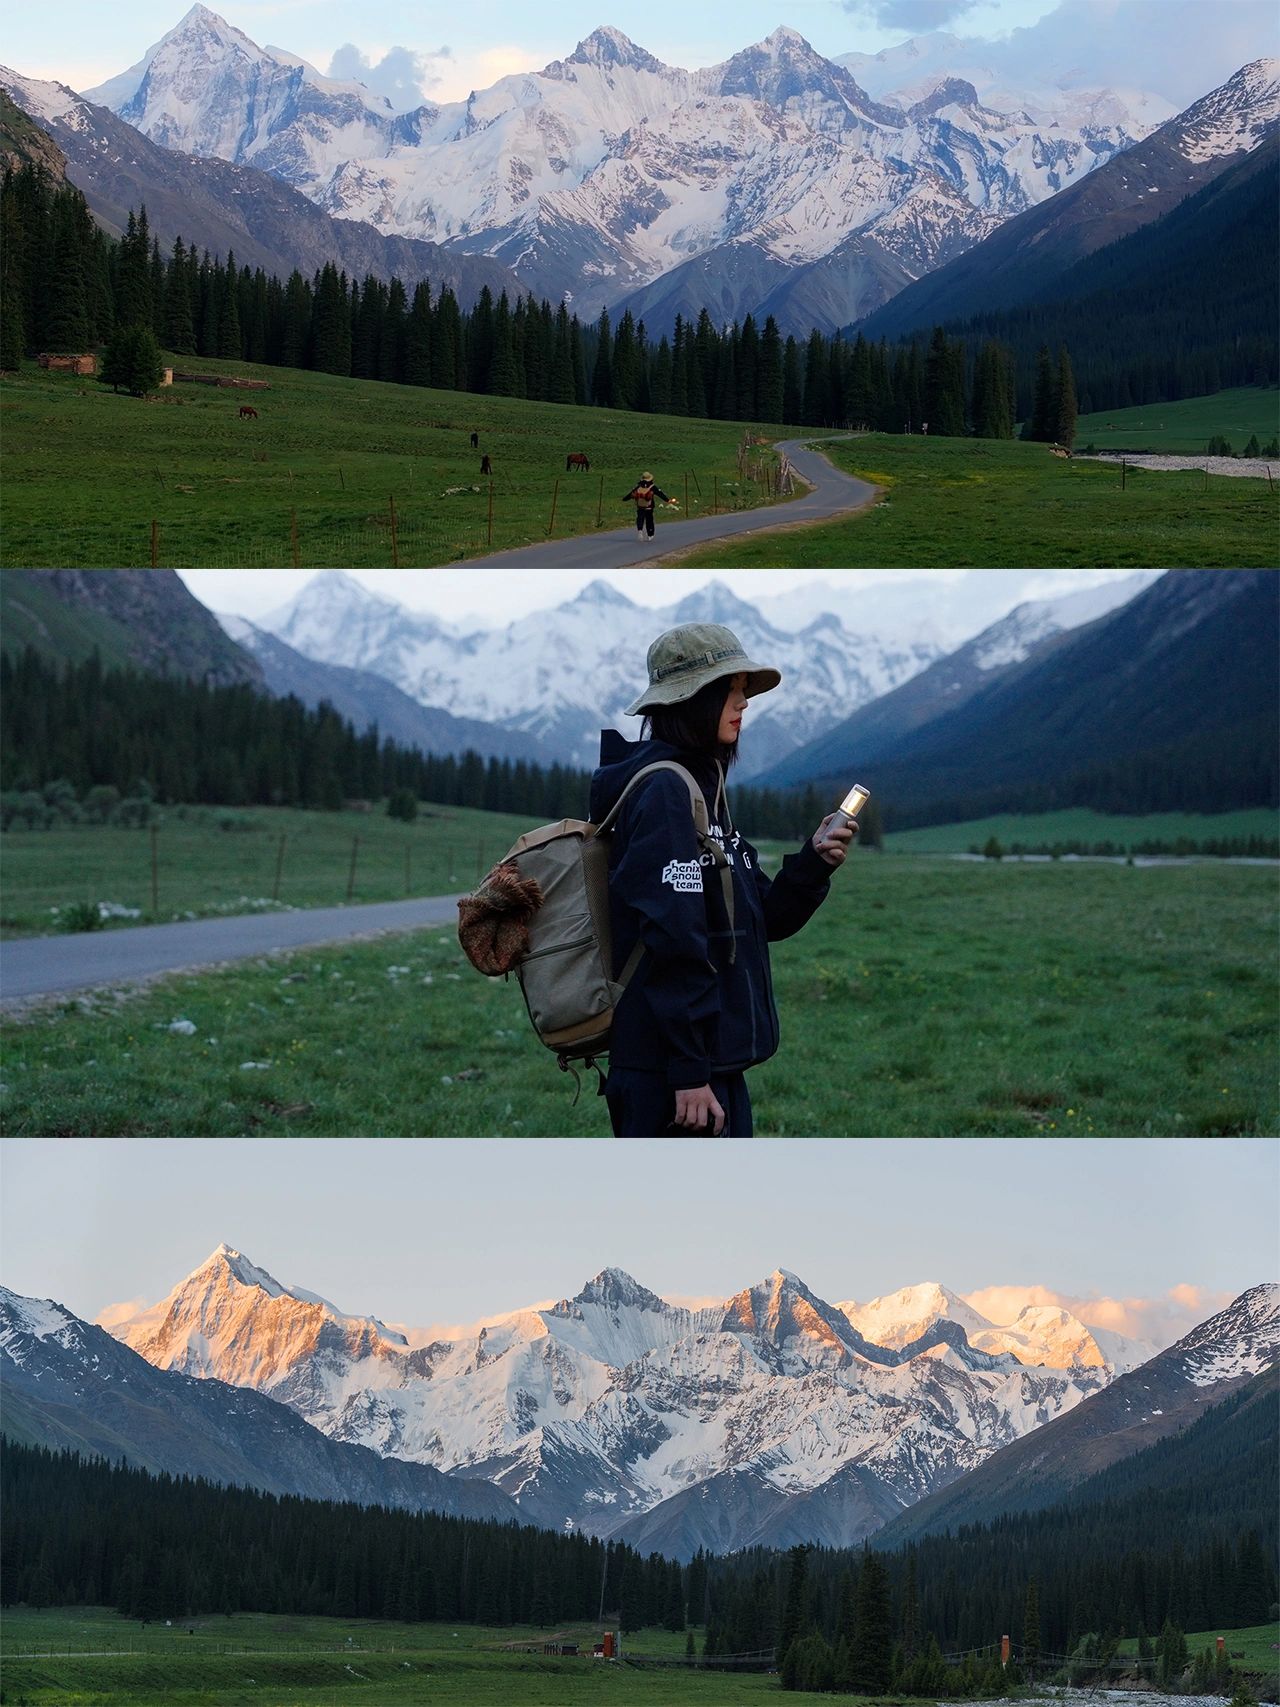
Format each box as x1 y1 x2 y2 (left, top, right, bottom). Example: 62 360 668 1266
588 730 833 1090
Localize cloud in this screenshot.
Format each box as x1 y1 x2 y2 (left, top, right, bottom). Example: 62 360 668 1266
326 41 452 111
960 1283 1232 1347
991 0 1280 105
842 0 983 27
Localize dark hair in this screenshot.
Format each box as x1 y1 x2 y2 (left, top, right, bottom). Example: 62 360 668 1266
643 674 740 766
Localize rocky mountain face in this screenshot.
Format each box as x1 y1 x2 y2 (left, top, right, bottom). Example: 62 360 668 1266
876 1283 1280 1543
759 571 1162 789
70 9 1174 332
860 58 1280 337
0 66 517 306
4 569 264 689
0 86 68 180
233 572 1153 783
102 1247 1198 1560
0 1282 520 1525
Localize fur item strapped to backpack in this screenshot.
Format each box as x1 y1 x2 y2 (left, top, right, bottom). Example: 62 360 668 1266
457 761 733 1095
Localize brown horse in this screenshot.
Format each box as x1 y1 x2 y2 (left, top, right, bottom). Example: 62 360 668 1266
239 405 258 420
480 454 493 476
565 452 590 472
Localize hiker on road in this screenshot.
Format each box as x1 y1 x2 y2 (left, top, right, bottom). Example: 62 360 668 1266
588 622 855 1138
621 471 672 538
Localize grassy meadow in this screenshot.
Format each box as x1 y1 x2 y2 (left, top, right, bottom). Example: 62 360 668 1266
0 356 785 569
0 804 536 940
1072 386 1280 455
0 1608 774 1707
2 835 1274 1137
667 432 1279 567
883 807 1279 854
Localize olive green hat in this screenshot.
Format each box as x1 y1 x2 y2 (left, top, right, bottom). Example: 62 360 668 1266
624 622 782 716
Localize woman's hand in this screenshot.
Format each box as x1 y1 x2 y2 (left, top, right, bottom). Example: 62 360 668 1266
672 1085 726 1134
813 813 856 868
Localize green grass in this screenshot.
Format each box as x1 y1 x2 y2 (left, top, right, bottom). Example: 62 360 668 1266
0 356 787 568
884 807 1280 853
1116 1622 1280 1685
1074 386 1280 455
0 804 538 938
0 1608 776 1706
668 432 1279 567
3 853 1274 1137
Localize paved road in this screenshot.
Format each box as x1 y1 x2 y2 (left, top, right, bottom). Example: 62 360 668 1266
0 897 463 1004
461 435 875 567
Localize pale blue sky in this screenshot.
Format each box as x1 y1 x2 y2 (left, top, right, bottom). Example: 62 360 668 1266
6 1 1276 110
2 1139 1275 1343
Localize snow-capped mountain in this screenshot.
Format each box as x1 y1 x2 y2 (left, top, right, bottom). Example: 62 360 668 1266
75 9 1171 331
238 572 941 780
102 1247 1260 1559
226 573 1156 783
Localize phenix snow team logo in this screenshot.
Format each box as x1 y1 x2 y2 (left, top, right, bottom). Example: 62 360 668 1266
661 858 704 893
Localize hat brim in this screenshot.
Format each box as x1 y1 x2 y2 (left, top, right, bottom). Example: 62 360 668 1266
625 662 781 717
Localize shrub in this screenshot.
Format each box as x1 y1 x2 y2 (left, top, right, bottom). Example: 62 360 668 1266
387 787 419 824
58 900 105 933
982 836 1003 860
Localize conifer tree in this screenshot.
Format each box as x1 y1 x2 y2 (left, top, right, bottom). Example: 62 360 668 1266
848 1550 893 1695
591 307 613 407
405 280 433 386
1025 343 1056 441
1054 344 1078 447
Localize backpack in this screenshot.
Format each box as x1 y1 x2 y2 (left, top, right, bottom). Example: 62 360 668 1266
457 761 734 1090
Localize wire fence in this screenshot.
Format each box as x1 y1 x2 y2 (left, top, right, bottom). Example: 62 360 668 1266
2 466 784 568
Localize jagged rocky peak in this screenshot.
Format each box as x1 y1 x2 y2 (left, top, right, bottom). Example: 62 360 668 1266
565 27 665 75
671 579 779 628
570 1267 666 1313
909 78 981 119
198 1242 288 1298
722 1267 849 1348
568 579 638 611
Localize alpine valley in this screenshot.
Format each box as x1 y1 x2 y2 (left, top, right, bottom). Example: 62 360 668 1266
8 1247 1262 1559
5 7 1275 334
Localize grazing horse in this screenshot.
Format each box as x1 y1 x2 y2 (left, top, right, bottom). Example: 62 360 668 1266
480 454 493 476
239 404 258 419
470 430 479 448
565 452 590 472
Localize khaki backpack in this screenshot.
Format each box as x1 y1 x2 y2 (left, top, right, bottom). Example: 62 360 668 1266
458 761 734 1090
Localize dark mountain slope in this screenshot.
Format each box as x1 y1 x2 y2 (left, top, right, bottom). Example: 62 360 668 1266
875 1284 1278 1544
2 570 263 687
0 1287 521 1526
766 570 1278 822
0 79 516 308
858 62 1279 338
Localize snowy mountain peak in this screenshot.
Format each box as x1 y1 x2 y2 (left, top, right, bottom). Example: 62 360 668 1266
566 26 665 74
1173 1282 1279 1385
568 579 640 612
571 1267 666 1313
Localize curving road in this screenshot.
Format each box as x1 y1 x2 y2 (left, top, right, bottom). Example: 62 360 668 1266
0 897 463 1005
460 436 875 567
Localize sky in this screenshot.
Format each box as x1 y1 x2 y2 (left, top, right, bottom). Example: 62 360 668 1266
178 567 1147 633
2 1138 1275 1346
6 0 1277 114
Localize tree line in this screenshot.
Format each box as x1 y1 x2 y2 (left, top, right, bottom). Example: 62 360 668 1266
5 163 1062 440
0 648 872 844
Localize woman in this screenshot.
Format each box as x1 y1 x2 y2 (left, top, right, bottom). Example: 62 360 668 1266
621 471 672 538
588 621 854 1137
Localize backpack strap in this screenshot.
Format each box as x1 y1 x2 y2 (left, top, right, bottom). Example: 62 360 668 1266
593 761 736 982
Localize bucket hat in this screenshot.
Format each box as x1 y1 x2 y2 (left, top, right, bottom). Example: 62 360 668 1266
625 622 782 716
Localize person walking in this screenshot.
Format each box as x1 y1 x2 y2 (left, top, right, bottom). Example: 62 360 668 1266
588 622 855 1137
621 471 672 538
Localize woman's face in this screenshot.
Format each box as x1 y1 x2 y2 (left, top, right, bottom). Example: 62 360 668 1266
717 673 750 746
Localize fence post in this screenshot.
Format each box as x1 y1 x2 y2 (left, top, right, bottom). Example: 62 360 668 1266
389 495 400 567
346 835 359 902
338 466 345 489
405 846 412 895
290 508 300 567
487 479 494 547
596 474 604 527
1121 458 1126 489
547 479 560 535
150 519 159 568
713 475 718 514
273 834 286 901
150 823 159 913
684 471 689 514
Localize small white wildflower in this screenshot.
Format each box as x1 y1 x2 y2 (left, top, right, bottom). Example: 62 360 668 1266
421 973 435 985
445 973 462 981
240 1061 272 1071
441 1074 453 1085
167 1019 197 1036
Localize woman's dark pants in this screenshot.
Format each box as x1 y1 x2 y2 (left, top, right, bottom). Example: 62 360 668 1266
635 506 655 537
605 1068 752 1136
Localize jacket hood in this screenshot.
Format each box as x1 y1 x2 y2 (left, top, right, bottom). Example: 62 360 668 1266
589 731 720 824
